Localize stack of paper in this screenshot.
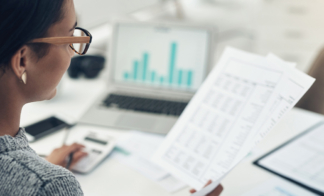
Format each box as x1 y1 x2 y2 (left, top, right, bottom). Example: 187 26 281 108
152 47 315 195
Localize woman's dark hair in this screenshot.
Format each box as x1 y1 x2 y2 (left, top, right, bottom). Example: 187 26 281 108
0 0 66 72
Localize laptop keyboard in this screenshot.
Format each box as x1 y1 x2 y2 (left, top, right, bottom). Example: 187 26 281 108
103 94 188 116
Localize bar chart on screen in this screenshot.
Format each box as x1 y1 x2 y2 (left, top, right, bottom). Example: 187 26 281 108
123 42 194 87
113 24 210 91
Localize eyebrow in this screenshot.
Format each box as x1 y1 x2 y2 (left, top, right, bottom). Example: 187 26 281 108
69 21 77 32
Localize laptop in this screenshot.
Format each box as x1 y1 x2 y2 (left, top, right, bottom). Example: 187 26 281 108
79 21 214 134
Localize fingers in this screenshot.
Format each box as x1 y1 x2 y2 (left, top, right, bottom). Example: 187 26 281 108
62 143 85 157
189 189 196 194
67 143 85 152
189 181 223 196
70 150 88 168
204 180 212 187
207 184 223 196
46 143 86 168
189 180 211 194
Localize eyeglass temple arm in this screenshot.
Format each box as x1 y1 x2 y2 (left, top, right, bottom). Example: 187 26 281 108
78 31 86 53
30 36 90 45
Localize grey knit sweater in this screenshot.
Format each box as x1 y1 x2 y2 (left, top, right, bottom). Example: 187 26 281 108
0 129 84 196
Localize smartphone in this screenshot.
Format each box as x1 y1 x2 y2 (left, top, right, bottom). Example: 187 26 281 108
24 116 70 142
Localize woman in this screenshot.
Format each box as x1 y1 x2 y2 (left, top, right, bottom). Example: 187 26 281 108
0 0 223 195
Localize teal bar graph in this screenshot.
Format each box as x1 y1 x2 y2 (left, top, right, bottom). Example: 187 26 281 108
178 70 183 85
124 72 129 80
133 61 139 80
151 71 156 82
143 53 149 81
169 42 177 84
160 77 164 84
187 71 193 86
123 42 194 88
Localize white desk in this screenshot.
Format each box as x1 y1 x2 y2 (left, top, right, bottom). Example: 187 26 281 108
22 76 324 196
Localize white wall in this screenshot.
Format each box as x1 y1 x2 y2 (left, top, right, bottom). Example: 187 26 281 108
76 0 324 72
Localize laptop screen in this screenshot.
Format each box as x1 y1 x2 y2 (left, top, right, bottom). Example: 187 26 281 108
112 23 211 92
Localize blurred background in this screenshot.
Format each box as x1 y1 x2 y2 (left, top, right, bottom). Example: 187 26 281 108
75 0 324 72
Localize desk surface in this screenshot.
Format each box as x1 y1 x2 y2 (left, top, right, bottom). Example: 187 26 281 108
23 77 324 196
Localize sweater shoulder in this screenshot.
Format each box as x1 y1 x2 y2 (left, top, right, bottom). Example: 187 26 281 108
3 147 74 181
0 148 83 196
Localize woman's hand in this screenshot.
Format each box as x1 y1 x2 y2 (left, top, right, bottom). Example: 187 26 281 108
46 143 88 169
189 180 223 196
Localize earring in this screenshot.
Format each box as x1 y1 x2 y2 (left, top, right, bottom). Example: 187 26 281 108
21 72 27 84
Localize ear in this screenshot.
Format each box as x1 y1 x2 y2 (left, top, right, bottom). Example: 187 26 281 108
10 45 31 81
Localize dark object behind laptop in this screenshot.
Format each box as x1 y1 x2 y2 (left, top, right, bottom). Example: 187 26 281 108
68 55 105 79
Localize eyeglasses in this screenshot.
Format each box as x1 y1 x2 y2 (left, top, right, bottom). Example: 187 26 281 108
29 27 92 55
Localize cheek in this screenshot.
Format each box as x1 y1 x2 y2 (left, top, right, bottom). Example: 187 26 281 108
39 47 72 94
50 47 72 81
68 44 75 58
25 45 73 102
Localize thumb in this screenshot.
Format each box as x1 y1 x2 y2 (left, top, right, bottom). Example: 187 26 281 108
70 150 88 168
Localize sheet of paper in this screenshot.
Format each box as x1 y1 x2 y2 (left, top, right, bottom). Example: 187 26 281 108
153 48 285 189
267 53 297 68
113 131 187 192
152 47 315 194
114 153 169 181
254 55 314 142
258 123 324 193
240 177 318 196
117 131 165 158
234 54 315 164
115 131 168 180
157 175 187 193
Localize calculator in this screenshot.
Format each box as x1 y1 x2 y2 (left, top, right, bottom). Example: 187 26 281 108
71 131 116 173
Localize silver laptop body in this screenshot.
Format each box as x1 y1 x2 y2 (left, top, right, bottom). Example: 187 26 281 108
79 21 214 134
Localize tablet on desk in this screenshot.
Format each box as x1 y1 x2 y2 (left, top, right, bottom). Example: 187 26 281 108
254 122 324 195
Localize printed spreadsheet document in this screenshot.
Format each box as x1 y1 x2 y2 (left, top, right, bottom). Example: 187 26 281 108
152 47 315 195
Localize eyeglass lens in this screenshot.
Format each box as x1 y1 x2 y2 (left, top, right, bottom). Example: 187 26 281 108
71 28 89 55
